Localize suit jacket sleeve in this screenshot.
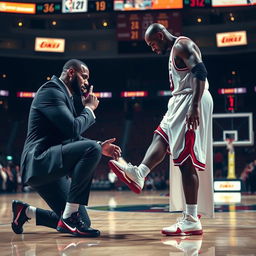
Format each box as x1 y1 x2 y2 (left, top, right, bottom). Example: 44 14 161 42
35 85 95 140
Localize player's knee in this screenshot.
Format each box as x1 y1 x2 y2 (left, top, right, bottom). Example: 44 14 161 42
93 142 102 159
84 141 102 159
180 158 196 173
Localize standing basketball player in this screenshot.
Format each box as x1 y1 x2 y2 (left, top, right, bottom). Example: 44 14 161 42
109 23 213 236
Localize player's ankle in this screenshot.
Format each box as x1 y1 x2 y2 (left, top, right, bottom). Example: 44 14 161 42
25 206 36 219
138 164 150 178
185 204 198 218
63 202 79 219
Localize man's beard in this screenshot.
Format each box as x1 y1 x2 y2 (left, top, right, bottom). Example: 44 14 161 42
161 46 168 55
161 49 167 55
70 75 81 96
160 41 169 55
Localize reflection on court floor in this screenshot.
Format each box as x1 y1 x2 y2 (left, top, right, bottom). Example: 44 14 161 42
0 191 256 256
88 203 256 213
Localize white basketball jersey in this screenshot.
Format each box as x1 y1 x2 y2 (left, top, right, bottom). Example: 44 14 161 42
169 36 209 96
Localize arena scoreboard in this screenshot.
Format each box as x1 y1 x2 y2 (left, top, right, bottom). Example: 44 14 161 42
211 0 255 7
183 0 212 8
0 2 36 14
36 3 62 14
117 12 181 41
36 1 113 14
88 0 113 12
114 0 255 10
0 0 255 15
35 0 215 14
114 0 183 10
62 0 113 13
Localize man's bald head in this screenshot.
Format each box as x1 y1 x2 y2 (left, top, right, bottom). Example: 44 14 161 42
144 23 173 55
144 23 167 40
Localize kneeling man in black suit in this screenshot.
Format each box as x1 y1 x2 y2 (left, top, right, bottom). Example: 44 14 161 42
12 59 121 237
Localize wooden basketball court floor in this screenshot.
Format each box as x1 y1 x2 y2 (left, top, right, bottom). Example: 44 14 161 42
0 190 256 256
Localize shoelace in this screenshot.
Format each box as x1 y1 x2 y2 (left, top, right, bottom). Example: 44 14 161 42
165 213 198 230
127 163 144 179
175 212 193 227
77 220 87 228
70 213 80 223
71 213 88 228
176 213 186 223
176 213 198 226
127 163 136 168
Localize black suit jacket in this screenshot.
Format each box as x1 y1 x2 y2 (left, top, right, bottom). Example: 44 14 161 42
21 76 95 185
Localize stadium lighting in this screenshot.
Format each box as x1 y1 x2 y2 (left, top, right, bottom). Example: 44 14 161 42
218 88 247 95
7 155 13 161
102 21 108 27
121 91 148 98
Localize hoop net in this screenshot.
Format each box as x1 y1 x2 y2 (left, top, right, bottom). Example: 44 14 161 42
225 138 234 153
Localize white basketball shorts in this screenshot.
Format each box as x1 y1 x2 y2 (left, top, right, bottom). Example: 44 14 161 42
154 90 213 171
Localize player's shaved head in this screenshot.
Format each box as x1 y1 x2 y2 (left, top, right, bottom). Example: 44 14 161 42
144 23 176 55
145 23 166 40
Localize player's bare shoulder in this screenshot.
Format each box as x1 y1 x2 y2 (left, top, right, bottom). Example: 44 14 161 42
175 38 203 69
174 38 196 59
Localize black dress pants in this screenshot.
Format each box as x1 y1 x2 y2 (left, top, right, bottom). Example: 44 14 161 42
29 140 102 229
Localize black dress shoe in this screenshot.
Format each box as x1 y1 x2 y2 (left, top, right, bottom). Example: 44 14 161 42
11 200 30 234
57 211 100 237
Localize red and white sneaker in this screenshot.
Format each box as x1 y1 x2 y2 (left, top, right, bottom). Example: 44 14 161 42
11 200 30 234
108 160 144 194
57 212 100 237
162 213 203 236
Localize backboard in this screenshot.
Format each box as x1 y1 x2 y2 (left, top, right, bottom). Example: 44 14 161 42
213 113 254 146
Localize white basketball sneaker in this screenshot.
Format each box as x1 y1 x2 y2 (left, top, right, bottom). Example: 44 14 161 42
162 213 203 236
108 160 144 194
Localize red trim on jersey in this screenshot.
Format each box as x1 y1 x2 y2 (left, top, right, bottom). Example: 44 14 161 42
154 126 169 145
173 130 205 171
169 73 174 92
154 126 171 155
172 37 189 72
